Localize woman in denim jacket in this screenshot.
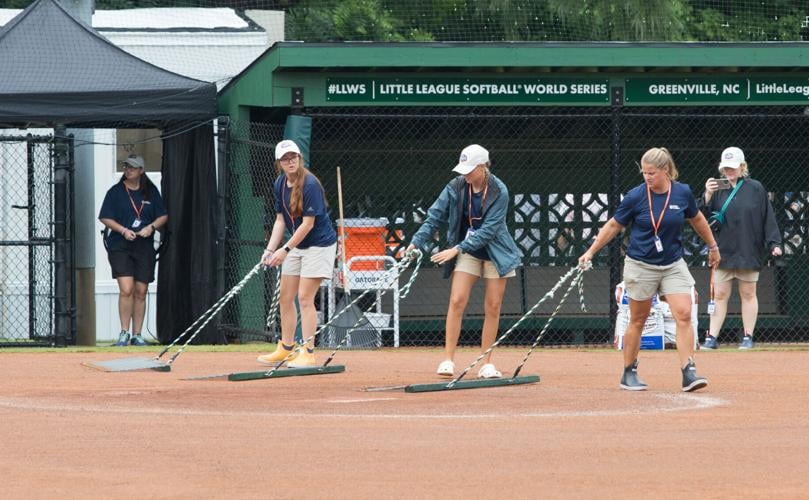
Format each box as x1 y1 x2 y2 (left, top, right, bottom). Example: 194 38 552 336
408 144 523 379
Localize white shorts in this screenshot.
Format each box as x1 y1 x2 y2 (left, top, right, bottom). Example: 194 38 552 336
281 243 337 279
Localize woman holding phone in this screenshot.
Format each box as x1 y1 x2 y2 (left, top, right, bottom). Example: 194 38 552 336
701 147 782 350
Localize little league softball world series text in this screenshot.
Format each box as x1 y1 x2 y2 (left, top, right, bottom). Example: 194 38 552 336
334 82 608 96
326 77 809 104
326 78 610 103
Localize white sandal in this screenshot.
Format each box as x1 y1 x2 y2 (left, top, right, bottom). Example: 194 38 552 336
436 360 455 377
478 363 502 379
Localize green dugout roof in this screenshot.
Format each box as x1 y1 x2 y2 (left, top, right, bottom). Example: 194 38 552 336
218 42 809 113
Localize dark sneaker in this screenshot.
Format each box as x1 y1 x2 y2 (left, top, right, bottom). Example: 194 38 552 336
681 358 708 392
738 335 754 350
114 330 130 347
701 335 719 350
130 334 148 346
620 359 647 391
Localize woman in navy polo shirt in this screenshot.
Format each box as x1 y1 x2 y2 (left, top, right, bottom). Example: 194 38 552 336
578 147 720 392
257 140 337 368
99 154 167 347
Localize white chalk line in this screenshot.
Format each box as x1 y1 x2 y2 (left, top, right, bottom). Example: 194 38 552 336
0 393 726 420
327 398 399 404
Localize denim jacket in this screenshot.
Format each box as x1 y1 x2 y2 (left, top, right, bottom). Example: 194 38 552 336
411 173 523 278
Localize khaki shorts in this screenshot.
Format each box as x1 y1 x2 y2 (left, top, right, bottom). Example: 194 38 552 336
714 268 759 283
623 256 694 301
454 253 516 279
282 243 337 279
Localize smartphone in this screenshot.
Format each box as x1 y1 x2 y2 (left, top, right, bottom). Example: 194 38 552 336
715 178 732 190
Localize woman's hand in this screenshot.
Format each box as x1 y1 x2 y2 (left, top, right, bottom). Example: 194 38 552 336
122 228 137 241
431 246 459 265
264 248 288 267
704 178 719 203
578 251 594 270
136 225 156 238
772 246 783 257
260 248 272 266
708 247 721 268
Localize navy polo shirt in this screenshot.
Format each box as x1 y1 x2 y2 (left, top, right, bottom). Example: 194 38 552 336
614 182 699 265
273 174 337 249
98 182 167 251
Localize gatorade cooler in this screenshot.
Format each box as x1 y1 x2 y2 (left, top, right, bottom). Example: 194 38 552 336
614 281 698 350
340 218 389 271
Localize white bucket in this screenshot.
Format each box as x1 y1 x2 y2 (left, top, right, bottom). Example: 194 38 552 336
364 312 391 329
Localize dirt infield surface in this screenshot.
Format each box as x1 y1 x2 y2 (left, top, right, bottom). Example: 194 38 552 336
1 348 808 499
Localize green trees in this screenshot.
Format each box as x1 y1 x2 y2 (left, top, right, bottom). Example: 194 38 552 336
6 0 805 42
547 0 689 41
286 0 433 41
284 0 806 42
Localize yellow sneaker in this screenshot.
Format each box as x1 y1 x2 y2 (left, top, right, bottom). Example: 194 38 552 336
256 343 298 365
287 348 317 368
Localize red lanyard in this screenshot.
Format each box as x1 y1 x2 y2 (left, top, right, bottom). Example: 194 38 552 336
281 180 296 231
467 182 488 227
646 183 671 238
125 185 144 220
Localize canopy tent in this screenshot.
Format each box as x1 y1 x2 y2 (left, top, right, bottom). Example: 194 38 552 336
0 0 222 344
0 0 216 128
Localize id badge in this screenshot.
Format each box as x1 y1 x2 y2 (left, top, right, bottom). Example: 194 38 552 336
654 235 663 253
707 300 716 315
465 228 476 241
131 219 142 229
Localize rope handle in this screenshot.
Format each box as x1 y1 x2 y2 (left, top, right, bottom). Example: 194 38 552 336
446 265 586 388
262 250 423 377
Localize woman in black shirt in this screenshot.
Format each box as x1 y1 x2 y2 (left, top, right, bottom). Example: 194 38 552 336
700 147 782 350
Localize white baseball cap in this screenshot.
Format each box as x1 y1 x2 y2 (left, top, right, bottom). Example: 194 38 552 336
453 144 489 175
275 139 301 160
719 147 744 171
123 154 144 169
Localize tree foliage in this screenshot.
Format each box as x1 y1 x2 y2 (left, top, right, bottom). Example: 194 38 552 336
3 0 806 42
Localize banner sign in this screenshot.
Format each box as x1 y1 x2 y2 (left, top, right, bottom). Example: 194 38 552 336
326 77 610 104
625 77 809 104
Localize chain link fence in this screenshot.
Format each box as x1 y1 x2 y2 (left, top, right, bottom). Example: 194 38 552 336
221 105 809 348
219 121 285 342
0 135 70 346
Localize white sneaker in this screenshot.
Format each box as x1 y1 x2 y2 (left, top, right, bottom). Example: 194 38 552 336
436 360 455 377
478 363 502 379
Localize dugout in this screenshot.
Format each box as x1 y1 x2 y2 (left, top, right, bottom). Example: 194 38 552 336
218 42 809 346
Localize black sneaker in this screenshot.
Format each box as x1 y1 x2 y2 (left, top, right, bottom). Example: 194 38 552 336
681 358 708 392
130 334 148 346
620 359 648 391
701 335 719 350
738 335 754 350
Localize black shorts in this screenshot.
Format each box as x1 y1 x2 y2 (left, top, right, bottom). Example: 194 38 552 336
108 240 156 283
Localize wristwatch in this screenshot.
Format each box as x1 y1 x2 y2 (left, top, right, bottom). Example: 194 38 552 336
283 246 291 253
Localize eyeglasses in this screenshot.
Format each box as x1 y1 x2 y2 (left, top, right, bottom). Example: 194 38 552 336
279 155 299 164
